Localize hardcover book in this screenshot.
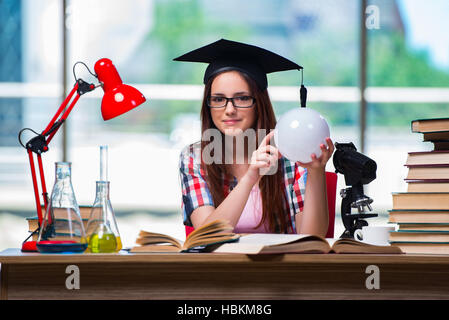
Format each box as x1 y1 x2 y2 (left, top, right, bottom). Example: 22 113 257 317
405 151 449 166
423 131 449 142
407 180 449 192
389 230 449 242
405 166 449 180
389 242 449 254
392 193 449 210
412 118 449 133
431 141 449 151
389 209 449 223
397 223 449 231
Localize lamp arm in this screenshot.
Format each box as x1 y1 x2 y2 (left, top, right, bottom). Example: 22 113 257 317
45 93 80 145
27 148 44 225
22 79 96 227
42 83 79 136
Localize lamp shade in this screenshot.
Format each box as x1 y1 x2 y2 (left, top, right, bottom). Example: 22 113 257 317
94 58 146 120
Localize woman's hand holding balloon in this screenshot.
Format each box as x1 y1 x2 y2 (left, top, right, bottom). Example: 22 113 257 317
295 137 334 172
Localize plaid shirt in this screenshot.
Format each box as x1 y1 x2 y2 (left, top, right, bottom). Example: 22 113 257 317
179 142 307 234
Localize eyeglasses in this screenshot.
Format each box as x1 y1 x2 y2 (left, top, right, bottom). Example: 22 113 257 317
207 95 256 108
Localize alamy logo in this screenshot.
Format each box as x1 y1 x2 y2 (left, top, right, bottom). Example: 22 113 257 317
366 5 380 30
201 128 279 175
365 265 380 290
65 265 80 290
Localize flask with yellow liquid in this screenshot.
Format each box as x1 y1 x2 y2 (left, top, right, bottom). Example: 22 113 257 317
86 180 122 252
86 146 122 253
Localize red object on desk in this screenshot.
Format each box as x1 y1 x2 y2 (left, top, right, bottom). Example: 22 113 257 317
21 241 37 252
19 59 146 252
185 171 337 238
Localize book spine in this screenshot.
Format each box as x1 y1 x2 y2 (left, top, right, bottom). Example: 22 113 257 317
392 193 449 210
411 121 418 133
408 150 449 155
405 179 449 183
405 164 449 168
423 132 449 142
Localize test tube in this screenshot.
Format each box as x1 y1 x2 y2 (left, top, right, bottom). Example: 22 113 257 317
100 145 108 181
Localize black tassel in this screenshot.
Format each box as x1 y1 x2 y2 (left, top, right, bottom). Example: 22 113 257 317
300 84 307 108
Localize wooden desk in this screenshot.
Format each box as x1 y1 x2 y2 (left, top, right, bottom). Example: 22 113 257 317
1 249 449 300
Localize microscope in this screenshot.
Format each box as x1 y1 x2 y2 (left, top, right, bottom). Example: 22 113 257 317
333 142 378 239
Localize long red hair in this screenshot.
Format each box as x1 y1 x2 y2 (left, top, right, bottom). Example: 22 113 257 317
200 71 289 233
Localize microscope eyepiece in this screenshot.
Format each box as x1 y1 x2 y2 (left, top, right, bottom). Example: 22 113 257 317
333 142 377 186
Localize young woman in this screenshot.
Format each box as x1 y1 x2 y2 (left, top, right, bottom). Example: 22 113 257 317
176 39 334 236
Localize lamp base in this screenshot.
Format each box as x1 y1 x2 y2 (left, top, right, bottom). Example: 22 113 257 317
21 241 38 252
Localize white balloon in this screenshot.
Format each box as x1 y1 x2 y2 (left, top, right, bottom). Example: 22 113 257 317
274 108 330 163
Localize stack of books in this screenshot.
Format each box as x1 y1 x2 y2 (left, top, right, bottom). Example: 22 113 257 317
389 118 449 254
27 206 91 241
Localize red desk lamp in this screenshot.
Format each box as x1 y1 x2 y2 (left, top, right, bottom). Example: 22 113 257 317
19 58 146 252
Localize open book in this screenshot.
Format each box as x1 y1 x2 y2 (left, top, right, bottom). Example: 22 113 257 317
212 233 403 254
131 223 403 254
130 220 240 253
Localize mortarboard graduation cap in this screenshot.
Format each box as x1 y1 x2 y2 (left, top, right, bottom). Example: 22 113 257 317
173 38 303 91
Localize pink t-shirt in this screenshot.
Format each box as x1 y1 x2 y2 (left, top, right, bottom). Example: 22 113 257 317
233 185 270 233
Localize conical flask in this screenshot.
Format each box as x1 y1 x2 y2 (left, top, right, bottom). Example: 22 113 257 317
37 162 87 253
86 181 122 252
86 146 122 253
